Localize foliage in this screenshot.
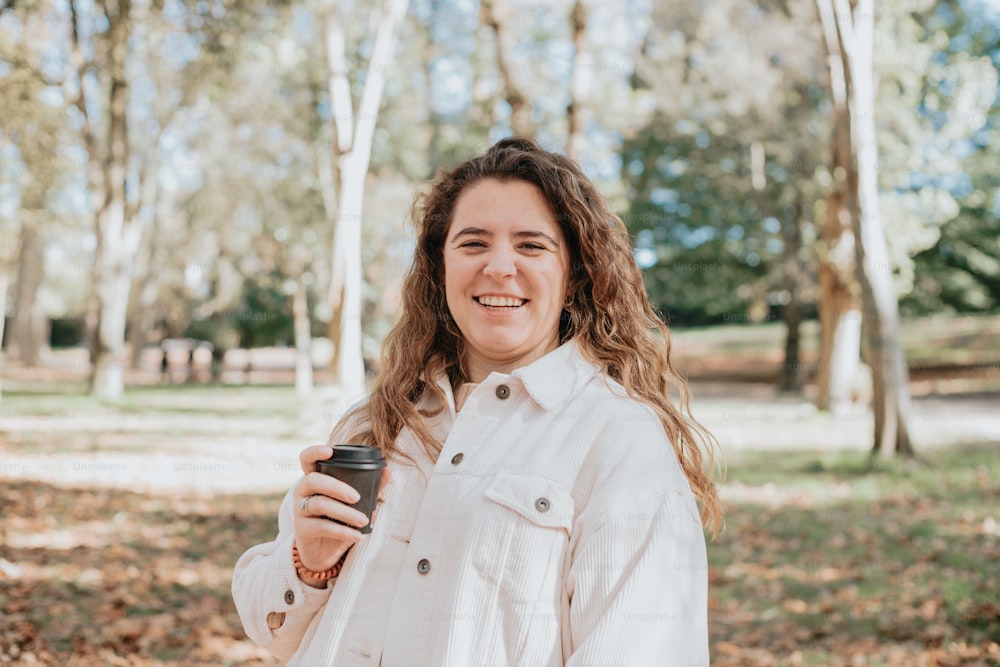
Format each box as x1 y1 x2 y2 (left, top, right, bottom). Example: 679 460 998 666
622 0 827 326
622 122 792 326
898 0 1000 315
0 0 998 362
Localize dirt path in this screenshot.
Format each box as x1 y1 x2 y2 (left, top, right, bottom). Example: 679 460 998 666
1 384 996 497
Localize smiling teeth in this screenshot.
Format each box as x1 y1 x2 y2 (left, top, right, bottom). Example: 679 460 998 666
477 296 524 307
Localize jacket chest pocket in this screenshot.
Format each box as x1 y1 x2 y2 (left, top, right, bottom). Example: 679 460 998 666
469 475 574 605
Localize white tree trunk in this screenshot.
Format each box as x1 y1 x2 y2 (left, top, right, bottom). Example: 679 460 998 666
70 0 142 400
827 309 862 409
92 200 142 399
324 0 409 399
835 0 913 455
814 0 862 412
333 158 366 397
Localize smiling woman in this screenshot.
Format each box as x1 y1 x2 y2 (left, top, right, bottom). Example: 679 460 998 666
233 137 723 667
444 179 570 381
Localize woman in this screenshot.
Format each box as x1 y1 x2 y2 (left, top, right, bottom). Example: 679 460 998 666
233 137 722 666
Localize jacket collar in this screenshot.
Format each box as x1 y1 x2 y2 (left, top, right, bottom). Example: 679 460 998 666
511 338 599 411
425 338 600 413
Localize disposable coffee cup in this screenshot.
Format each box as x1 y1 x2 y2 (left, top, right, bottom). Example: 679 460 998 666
315 444 386 534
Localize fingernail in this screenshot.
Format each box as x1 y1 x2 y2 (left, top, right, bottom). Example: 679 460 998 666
350 491 361 503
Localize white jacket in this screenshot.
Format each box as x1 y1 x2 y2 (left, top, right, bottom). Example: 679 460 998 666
232 339 710 666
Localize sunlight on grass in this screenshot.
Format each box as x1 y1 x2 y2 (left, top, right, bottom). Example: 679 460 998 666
710 441 1000 665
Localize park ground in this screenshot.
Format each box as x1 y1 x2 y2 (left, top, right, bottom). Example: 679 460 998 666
1 314 999 666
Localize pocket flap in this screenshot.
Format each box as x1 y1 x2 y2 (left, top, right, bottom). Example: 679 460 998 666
483 475 574 531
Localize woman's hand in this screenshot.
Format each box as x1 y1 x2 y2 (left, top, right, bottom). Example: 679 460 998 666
293 445 392 578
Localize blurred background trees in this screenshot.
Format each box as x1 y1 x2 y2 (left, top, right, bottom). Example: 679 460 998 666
1 0 997 450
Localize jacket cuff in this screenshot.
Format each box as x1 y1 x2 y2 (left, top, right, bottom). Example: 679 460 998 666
264 534 332 633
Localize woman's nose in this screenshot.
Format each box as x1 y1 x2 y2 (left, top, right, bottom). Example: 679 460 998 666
483 247 517 279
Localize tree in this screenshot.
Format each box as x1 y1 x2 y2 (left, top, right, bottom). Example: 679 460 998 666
1 4 78 376
68 0 150 399
324 0 410 397
826 0 914 456
892 0 1000 316
566 0 587 160
8 227 47 366
626 0 826 336
480 0 533 139
814 0 863 410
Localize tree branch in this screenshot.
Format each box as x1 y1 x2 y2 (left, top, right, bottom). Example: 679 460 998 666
481 0 533 138
68 0 106 238
353 0 408 178
325 7 354 156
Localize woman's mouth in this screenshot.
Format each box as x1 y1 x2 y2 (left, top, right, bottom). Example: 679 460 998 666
474 296 526 311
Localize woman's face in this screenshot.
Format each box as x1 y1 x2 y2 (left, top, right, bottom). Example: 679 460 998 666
443 178 570 376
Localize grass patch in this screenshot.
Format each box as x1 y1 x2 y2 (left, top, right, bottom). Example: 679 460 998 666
710 441 1000 665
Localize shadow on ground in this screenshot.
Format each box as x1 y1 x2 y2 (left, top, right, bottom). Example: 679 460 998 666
0 480 284 666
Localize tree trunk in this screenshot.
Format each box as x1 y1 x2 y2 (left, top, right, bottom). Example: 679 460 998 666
70 0 144 399
127 276 157 371
126 256 160 372
814 0 861 412
324 0 409 398
423 0 444 177
837 0 913 456
566 0 588 160
10 225 47 367
779 189 807 392
328 153 366 397
91 254 134 398
89 8 136 399
83 288 100 364
209 311 228 382
127 152 163 371
293 279 314 397
481 0 533 138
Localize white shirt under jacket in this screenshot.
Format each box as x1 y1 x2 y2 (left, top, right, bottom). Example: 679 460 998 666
232 338 710 666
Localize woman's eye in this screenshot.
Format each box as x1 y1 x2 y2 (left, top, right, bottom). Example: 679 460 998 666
459 241 487 248
521 243 546 251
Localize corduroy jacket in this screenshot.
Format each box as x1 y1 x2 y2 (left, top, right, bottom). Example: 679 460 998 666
232 339 709 666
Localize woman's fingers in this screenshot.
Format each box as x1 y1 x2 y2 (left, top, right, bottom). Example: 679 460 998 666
299 445 334 476
301 471 362 505
295 448 391 554
297 513 364 543
300 492 369 528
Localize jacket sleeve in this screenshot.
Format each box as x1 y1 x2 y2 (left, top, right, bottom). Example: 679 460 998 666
232 400 371 660
563 408 711 667
231 483 334 661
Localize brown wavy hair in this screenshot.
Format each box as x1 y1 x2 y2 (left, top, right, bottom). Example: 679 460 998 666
333 137 722 535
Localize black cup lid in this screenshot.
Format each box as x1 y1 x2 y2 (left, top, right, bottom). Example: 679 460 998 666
329 444 385 463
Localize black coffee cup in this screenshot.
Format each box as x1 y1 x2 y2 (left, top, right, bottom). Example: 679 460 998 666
315 444 386 534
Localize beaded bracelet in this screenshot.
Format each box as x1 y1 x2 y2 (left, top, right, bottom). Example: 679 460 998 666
292 541 350 582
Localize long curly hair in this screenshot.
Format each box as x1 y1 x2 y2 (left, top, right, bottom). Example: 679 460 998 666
334 137 722 535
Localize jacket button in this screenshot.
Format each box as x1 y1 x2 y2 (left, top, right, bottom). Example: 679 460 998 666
495 384 510 399
417 558 431 574
535 497 550 512
283 589 295 605
267 611 286 629
451 452 464 465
